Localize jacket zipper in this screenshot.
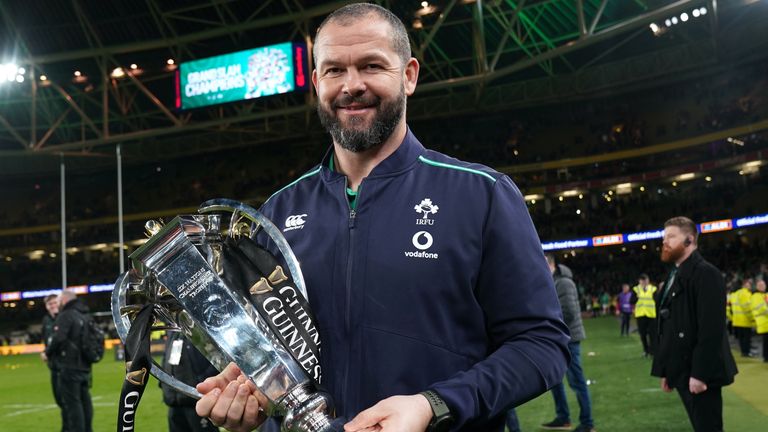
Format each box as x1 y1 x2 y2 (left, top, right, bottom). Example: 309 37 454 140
343 179 360 411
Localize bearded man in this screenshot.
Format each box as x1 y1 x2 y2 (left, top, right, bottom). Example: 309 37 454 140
194 3 569 432
651 216 737 432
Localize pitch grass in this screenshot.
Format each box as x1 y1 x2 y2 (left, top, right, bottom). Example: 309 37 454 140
1 317 766 431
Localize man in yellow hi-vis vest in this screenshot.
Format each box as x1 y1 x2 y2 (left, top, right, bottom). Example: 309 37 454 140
750 279 767 362
732 278 755 357
633 273 657 357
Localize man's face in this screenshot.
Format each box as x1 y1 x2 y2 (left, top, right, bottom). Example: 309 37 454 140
661 225 688 263
622 285 630 293
312 16 418 152
757 280 766 292
639 278 648 287
45 298 59 316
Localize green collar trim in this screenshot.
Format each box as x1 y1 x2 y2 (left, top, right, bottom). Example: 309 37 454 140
418 155 496 183
264 167 322 204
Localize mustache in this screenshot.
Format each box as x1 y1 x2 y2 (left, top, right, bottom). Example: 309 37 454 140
331 94 381 110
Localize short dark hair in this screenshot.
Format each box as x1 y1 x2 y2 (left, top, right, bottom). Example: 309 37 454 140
44 295 57 303
664 216 699 244
314 3 411 67
638 273 649 280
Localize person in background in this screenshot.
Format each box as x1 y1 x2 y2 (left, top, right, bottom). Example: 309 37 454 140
46 289 93 432
41 294 67 432
633 274 657 357
651 216 737 432
599 291 610 317
749 279 768 362
161 332 219 432
618 284 633 337
541 254 595 432
731 277 755 357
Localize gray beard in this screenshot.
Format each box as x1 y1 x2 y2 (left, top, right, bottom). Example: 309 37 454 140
317 88 405 153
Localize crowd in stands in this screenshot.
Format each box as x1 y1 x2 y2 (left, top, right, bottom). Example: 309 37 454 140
531 167 768 241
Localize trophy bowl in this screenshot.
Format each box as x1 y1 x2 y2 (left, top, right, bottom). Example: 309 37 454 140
112 198 333 432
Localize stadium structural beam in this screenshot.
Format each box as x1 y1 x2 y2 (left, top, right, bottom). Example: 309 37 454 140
472 0 489 75
588 0 608 35
34 107 72 151
489 0 526 71
50 82 103 139
416 0 458 60
123 69 182 127
0 114 29 148
576 0 587 37
22 1 353 65
144 0 195 61
417 0 699 93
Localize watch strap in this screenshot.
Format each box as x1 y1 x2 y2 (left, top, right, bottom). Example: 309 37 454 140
420 390 454 431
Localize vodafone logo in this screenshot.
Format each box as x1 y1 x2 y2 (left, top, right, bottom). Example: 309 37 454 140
284 214 307 232
405 231 438 259
411 231 433 250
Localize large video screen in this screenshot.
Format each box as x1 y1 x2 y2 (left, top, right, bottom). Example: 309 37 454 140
175 42 308 110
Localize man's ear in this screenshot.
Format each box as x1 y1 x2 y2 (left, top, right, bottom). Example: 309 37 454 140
403 57 420 96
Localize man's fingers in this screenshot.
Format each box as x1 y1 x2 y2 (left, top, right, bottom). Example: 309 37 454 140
244 394 265 426
344 406 384 431
208 380 240 426
195 387 221 418
221 383 252 430
196 362 241 394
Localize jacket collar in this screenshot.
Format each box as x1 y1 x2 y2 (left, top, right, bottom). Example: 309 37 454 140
661 250 703 306
319 126 424 181
675 250 703 281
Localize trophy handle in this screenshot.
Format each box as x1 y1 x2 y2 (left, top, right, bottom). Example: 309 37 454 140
198 198 309 301
111 271 202 399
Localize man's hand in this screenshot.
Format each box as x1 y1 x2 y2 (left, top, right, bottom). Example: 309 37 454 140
689 377 708 394
195 362 268 432
344 394 433 432
660 377 672 393
40 352 47 362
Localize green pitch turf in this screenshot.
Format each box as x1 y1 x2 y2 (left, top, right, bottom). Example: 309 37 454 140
1 317 766 431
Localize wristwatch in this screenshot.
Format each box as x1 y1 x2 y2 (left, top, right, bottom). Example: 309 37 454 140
420 390 455 432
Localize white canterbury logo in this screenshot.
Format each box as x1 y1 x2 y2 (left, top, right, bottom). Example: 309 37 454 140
284 214 307 231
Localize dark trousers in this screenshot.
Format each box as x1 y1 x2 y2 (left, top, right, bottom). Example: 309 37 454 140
505 408 521 432
763 333 768 362
59 369 92 432
50 367 68 432
551 341 593 428
168 406 217 432
620 312 632 336
734 327 752 356
636 317 656 355
675 383 723 432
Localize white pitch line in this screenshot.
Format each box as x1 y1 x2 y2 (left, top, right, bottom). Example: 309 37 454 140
4 404 58 417
3 400 114 417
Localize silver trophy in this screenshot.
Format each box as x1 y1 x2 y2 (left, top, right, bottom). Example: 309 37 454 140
112 199 333 432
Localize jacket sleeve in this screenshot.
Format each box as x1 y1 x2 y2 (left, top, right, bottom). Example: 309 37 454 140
690 264 727 382
429 176 571 429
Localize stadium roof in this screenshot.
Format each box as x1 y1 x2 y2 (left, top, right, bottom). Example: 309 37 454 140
1 0 767 176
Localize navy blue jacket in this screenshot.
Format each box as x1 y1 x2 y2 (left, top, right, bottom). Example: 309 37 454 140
259 129 570 431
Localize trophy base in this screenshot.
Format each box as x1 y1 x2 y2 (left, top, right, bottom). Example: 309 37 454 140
281 382 334 432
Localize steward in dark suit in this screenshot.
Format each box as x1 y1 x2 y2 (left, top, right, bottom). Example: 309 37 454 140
651 217 737 432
